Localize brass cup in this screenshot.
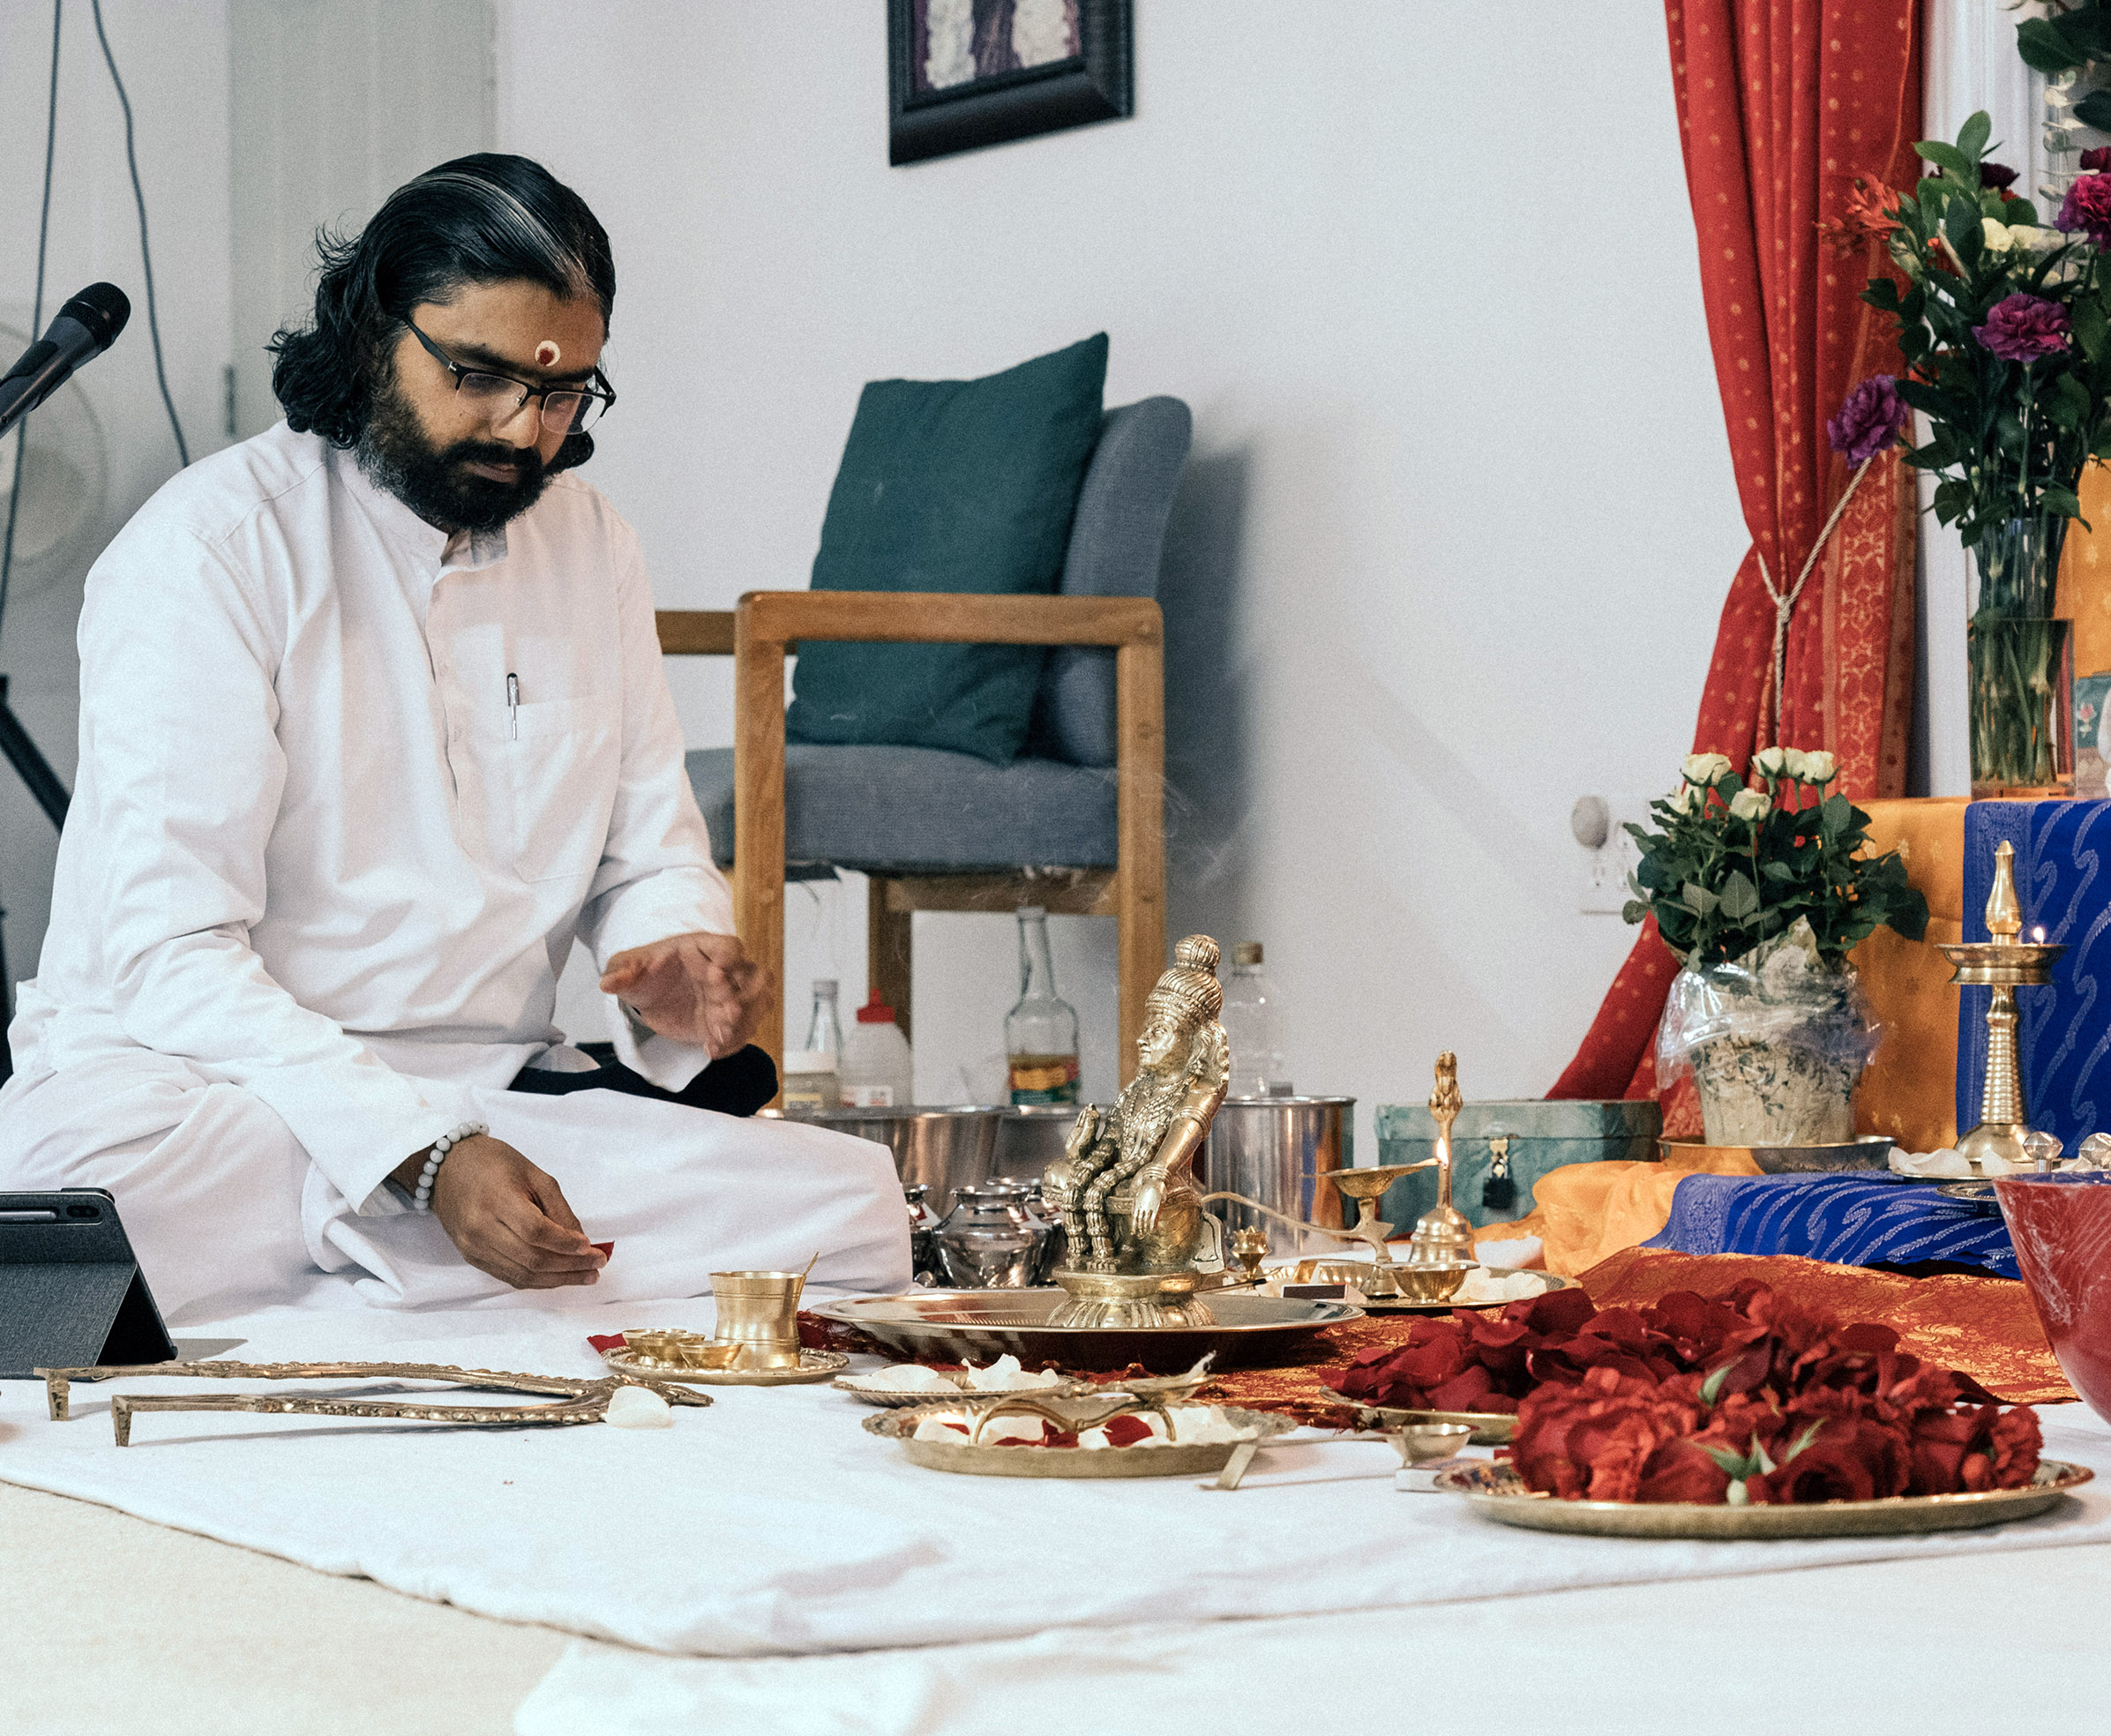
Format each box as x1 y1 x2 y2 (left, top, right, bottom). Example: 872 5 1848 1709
708 1270 806 1370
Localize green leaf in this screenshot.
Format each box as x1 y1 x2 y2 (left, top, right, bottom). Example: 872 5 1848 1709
1820 793 1852 842
1621 899 1649 925
1718 871 1761 922
2077 89 2111 134
2017 17 2089 73
2043 485 2085 520
1916 139 1975 177
1698 1361 1735 1407
1780 1418 1828 1464
1957 111 1992 161
2077 299 2109 363
1680 882 1721 917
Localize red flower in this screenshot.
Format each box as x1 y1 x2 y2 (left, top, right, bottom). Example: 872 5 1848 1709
2059 174 2111 246
2083 147 2111 173
1906 1403 2043 1493
1750 1417 1912 1505
1511 1366 1708 1502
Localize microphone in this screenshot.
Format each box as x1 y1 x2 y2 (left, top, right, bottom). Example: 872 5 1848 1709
0 283 131 438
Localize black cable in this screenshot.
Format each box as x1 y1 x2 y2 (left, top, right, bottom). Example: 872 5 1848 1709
0 0 65 648
91 0 187 468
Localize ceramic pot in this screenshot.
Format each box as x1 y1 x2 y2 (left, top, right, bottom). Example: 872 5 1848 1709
1995 1172 2111 1425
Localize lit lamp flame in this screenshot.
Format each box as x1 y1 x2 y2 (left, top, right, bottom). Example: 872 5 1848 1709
2032 925 2047 943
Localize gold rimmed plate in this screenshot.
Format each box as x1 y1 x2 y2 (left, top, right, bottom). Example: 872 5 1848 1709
864 1399 1296 1478
1434 1458 2093 1538
1354 1403 1516 1446
602 1347 848 1387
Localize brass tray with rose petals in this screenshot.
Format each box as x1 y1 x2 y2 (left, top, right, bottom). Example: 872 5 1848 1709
1433 1458 2093 1538
817 1290 1359 1374
864 1396 1297 1478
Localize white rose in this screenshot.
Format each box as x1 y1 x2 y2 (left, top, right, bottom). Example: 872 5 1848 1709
1801 750 1838 783
1666 784 1696 816
1981 218 2020 253
1682 752 1733 786
1780 747 1814 781
1728 787 1770 822
1753 746 1788 778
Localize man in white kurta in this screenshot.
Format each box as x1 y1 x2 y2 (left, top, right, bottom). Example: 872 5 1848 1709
0 156 906 1321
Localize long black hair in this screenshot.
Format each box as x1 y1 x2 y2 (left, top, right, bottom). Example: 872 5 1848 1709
269 153 615 469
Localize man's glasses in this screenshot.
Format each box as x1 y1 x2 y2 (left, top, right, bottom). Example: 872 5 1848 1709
402 318 617 436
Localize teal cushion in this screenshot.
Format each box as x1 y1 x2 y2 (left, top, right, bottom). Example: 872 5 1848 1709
784 333 1108 765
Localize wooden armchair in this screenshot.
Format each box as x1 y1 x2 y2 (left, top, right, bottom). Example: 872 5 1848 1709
654 594 1164 1083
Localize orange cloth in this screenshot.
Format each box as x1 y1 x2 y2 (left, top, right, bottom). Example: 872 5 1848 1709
1851 796 1967 1154
1472 1142 1761 1278
2057 458 2111 680
1577 1247 2076 1404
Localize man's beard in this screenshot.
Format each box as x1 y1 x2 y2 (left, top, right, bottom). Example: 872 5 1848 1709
356 369 550 535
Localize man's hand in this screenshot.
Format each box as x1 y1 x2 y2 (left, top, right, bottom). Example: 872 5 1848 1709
392 1136 605 1290
599 930 770 1058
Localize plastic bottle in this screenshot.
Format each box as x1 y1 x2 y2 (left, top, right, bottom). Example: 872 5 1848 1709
781 980 843 1118
1006 906 1080 1105
840 991 915 1107
1219 941 1291 1097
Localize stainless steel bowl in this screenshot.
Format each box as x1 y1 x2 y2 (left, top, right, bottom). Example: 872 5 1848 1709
807 1105 1008 1208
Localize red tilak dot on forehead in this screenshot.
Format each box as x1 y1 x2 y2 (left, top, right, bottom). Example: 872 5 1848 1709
536 340 561 368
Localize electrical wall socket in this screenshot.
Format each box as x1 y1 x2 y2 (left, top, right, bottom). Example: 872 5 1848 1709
1573 796 1654 915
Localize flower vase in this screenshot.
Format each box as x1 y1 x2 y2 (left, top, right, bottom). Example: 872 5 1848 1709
1969 516 2074 798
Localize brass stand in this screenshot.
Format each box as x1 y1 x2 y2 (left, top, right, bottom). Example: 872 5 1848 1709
1939 840 2066 1175
1048 1269 1216 1328
1406 1051 1476 1267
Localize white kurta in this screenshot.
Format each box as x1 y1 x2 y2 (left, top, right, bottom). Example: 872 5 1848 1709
0 423 907 1319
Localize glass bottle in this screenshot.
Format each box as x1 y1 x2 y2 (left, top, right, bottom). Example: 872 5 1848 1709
1005 907 1080 1105
1219 941 1291 1096
781 979 843 1118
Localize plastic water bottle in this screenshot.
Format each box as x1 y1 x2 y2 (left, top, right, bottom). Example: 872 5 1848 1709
1219 941 1291 1097
841 993 915 1107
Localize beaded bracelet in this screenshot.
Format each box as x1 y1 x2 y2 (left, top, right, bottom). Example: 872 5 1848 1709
412 1121 489 1213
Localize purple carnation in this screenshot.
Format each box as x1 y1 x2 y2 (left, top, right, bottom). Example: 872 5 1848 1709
1974 293 2071 363
1827 375 1909 465
2059 172 2111 245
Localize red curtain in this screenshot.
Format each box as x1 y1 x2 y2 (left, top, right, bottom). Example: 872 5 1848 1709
1550 0 1922 1108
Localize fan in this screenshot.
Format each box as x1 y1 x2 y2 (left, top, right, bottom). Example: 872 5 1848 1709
0 316 110 596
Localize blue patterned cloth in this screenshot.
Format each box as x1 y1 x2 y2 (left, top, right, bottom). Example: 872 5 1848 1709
1958 800 2111 1156
1641 1174 2017 1276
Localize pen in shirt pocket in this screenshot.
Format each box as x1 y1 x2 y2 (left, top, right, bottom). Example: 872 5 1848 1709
507 672 520 739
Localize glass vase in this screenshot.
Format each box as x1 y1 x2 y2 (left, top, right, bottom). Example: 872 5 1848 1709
1968 516 2074 798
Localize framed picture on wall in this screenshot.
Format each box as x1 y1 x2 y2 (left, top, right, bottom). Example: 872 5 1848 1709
888 0 1134 166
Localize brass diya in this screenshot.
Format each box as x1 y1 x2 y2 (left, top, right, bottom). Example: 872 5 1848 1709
1939 840 2067 1175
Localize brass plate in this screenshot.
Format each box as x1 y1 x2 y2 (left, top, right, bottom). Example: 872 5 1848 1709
1434 1458 2093 1538
1355 1403 1516 1446
1351 1267 1576 1316
818 1290 1359 1373
1662 1135 1895 1176
603 1347 848 1386
864 1402 1297 1478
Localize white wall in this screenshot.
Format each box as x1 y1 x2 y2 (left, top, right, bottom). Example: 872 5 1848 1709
495 0 1747 1136
0 0 231 1003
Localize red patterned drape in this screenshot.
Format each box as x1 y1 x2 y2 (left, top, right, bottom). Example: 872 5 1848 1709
1550 0 1922 1107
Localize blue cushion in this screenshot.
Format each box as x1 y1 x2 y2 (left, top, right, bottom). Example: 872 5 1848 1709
784 336 1109 766
686 745 1116 875
1029 396 1192 767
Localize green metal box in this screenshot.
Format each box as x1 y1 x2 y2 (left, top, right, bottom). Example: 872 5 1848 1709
1369 1098 1661 1231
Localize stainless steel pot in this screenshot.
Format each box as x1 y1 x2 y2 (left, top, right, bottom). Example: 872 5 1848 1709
933 1185 1052 1288
808 1105 1008 1209
1203 1096 1354 1257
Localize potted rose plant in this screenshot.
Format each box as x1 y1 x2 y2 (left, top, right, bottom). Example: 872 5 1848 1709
1623 752 1929 1147
1834 110 2111 795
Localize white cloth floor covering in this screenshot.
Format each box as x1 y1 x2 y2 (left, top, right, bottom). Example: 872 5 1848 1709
0 1295 2105 1669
